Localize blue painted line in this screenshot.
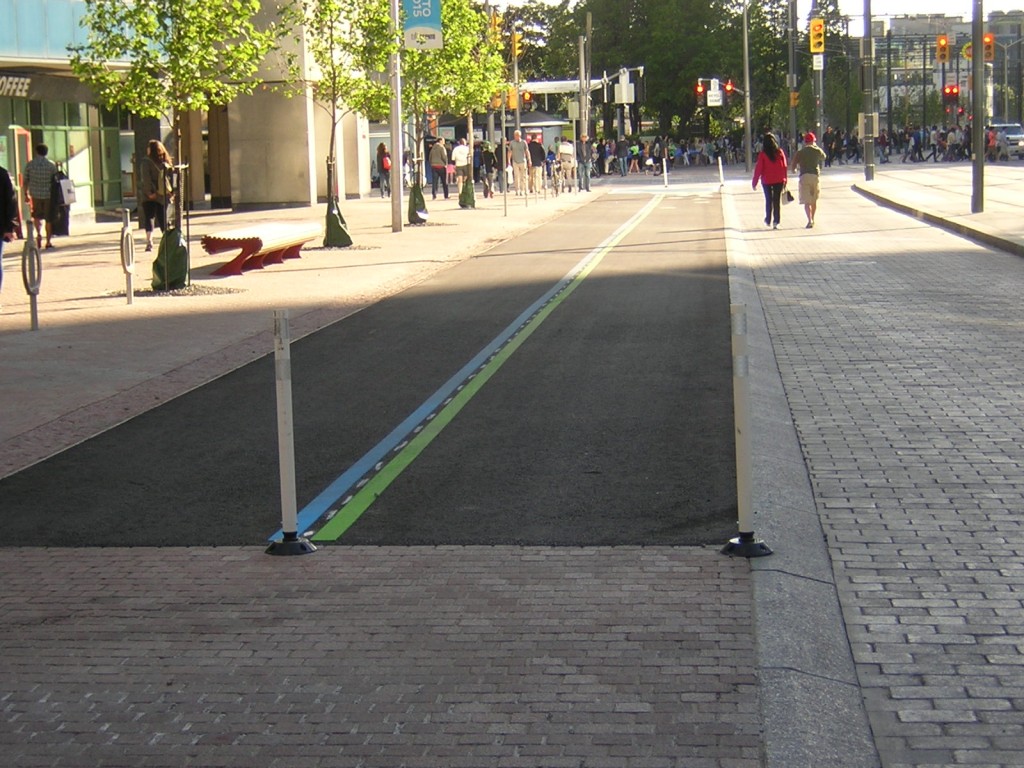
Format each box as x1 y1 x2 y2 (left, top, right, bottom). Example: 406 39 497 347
271 197 662 540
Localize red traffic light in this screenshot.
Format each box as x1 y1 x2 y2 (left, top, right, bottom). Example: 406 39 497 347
695 82 705 94
724 80 734 94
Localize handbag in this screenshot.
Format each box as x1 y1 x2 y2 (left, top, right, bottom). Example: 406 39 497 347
783 186 794 204
58 178 76 205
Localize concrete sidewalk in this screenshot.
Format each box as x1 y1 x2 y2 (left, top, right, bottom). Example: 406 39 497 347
2 162 1023 767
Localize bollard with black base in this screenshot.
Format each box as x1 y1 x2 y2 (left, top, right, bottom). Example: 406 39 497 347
722 304 772 558
266 310 317 556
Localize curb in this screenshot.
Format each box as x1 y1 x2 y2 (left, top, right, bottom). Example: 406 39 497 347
852 182 1024 259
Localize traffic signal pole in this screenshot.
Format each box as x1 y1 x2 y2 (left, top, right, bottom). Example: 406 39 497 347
863 0 875 182
972 0 984 213
788 0 798 157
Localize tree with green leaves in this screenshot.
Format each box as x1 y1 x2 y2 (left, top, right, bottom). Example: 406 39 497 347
401 0 505 218
69 0 280 204
69 0 279 287
279 0 395 243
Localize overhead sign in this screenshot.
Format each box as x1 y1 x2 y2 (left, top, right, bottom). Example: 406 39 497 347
403 0 443 50
706 90 723 107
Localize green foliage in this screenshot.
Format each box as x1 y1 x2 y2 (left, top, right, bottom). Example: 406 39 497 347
502 0 793 138
403 0 505 119
278 0 395 124
69 0 280 125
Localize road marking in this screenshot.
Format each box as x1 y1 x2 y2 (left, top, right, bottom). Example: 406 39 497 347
273 195 664 542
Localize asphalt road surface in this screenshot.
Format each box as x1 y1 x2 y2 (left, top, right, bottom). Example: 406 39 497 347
2 189 737 547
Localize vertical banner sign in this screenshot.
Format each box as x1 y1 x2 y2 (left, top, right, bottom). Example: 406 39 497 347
403 0 443 50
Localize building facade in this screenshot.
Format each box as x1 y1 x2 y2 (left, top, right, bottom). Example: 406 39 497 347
0 0 370 220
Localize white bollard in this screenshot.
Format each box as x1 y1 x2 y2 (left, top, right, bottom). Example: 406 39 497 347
266 310 317 555
722 304 772 557
120 209 135 305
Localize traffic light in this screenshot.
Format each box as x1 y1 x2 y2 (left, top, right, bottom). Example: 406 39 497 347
695 81 705 104
511 31 522 59
809 18 825 54
521 90 532 107
942 84 960 103
936 35 950 63
723 80 734 100
983 32 995 61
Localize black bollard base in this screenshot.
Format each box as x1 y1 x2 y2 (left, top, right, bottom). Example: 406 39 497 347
266 532 318 556
721 532 772 558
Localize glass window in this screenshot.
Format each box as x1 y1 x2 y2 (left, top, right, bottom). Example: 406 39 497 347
43 101 66 126
0 98 12 127
10 99 29 125
67 103 87 127
100 106 119 128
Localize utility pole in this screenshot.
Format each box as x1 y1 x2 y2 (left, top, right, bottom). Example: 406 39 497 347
788 0 798 154
811 0 824 140
742 1 753 171
972 0 984 213
863 0 875 181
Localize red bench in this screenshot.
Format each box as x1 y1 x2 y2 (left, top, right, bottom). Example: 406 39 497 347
200 222 322 277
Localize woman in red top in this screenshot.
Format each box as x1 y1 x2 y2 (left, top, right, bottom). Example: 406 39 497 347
751 133 789 229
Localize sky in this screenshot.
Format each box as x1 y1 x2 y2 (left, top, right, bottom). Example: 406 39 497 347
829 1 1023 35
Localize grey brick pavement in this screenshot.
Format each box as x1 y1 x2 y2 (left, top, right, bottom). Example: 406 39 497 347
0 547 760 768
738 168 1024 768
5 164 1024 767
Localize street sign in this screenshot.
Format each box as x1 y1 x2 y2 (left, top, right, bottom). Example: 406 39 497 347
706 90 723 107
813 53 824 71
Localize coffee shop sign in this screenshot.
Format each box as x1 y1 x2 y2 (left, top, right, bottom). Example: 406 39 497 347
0 75 32 98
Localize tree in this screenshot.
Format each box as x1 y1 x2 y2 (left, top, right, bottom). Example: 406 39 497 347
69 0 280 201
70 0 279 288
279 0 395 244
400 0 505 218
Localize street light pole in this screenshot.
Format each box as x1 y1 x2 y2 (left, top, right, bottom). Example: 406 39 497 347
863 0 875 181
743 1 753 171
972 0 984 213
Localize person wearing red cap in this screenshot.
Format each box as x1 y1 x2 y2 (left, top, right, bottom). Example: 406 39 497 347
790 132 827 228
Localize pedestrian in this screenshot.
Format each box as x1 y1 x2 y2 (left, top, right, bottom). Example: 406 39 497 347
375 142 391 197
616 136 629 176
22 143 57 249
451 137 471 194
480 141 498 198
751 132 788 230
527 134 546 194
557 136 576 193
576 133 593 191
1 164 18 307
507 130 529 196
789 131 827 229
138 139 174 252
428 137 449 199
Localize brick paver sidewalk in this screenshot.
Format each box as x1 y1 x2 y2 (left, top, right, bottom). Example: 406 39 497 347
735 164 1024 768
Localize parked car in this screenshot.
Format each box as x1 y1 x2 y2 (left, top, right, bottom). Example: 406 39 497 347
986 123 1024 159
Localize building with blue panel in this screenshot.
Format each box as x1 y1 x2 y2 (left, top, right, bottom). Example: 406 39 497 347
1 0 369 219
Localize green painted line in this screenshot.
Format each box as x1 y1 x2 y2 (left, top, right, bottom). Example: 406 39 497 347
312 196 663 541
